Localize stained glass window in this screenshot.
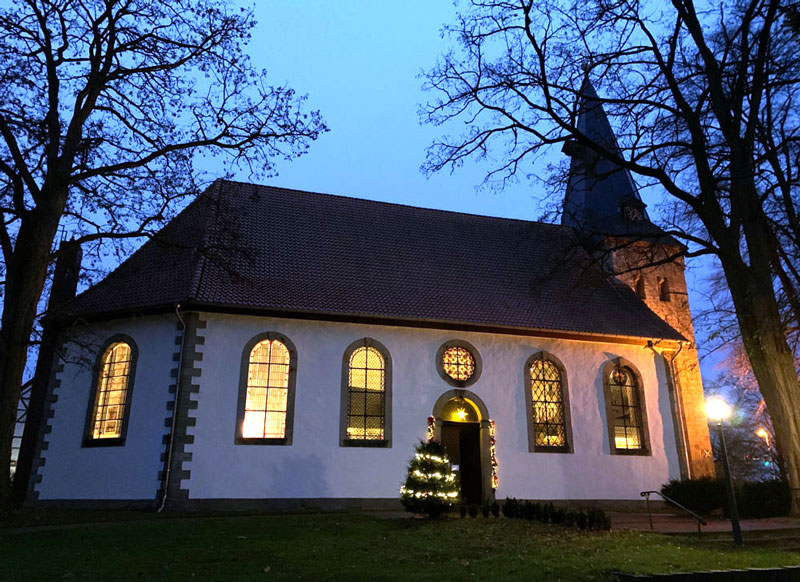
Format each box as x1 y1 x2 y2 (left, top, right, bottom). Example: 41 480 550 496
242 339 290 439
441 346 475 382
530 356 567 448
90 342 132 440
609 365 645 450
347 346 385 441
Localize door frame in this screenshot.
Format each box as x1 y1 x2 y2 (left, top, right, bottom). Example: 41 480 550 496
430 389 494 504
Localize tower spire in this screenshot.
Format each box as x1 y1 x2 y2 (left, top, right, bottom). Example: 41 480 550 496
559 80 713 481
561 79 654 238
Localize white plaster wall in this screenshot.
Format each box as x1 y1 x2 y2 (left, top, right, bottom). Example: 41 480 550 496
37 315 176 500
187 313 681 501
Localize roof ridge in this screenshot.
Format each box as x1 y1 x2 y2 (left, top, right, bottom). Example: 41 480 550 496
216 178 570 230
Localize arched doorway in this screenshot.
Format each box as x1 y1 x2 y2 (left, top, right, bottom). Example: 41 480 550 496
431 390 493 505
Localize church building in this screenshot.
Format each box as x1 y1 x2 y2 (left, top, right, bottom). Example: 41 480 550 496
24 86 713 510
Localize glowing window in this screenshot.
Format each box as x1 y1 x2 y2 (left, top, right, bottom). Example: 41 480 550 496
346 346 386 441
242 339 290 439
89 342 133 440
442 346 475 382
609 365 645 450
530 357 567 448
441 397 479 423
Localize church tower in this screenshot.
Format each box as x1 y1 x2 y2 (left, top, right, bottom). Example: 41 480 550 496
562 80 714 479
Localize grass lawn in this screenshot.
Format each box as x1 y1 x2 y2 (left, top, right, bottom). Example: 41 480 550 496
2 512 800 581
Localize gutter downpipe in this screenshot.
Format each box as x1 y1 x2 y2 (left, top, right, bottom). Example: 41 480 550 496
158 304 186 513
648 340 692 480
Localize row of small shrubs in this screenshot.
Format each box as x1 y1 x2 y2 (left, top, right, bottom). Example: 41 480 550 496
501 497 611 530
660 478 791 518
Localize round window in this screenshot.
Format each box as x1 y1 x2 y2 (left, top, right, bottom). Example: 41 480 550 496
436 340 481 387
441 346 475 382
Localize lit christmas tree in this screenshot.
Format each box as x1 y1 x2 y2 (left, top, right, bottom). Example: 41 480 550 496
400 441 459 517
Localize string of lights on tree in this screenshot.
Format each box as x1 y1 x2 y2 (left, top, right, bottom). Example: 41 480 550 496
490 420 499 490
400 441 459 517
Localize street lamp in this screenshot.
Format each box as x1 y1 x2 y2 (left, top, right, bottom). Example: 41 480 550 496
706 395 743 546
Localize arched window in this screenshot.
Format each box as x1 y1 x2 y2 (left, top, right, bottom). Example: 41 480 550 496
659 278 671 301
525 352 572 453
84 337 137 446
341 338 392 447
635 277 646 299
603 359 650 455
236 333 297 444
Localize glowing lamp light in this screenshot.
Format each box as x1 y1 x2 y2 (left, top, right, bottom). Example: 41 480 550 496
455 407 468 422
707 396 742 546
756 427 770 446
706 396 732 423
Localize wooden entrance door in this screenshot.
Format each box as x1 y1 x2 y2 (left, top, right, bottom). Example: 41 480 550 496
441 420 482 505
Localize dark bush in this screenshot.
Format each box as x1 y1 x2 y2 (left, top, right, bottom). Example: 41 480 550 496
468 505 478 518
576 511 588 530
522 500 536 520
502 497 520 519
551 507 566 524
586 507 611 531
531 503 542 522
459 503 467 518
491 501 500 518
532 502 543 521
564 510 577 527
738 480 791 518
542 502 555 523
660 477 726 514
481 505 490 518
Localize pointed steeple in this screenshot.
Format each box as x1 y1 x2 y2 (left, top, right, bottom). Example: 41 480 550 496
561 79 658 239
559 83 712 483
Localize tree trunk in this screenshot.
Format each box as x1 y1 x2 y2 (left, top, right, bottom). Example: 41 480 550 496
722 252 800 512
709 152 800 510
11 240 81 504
0 195 66 508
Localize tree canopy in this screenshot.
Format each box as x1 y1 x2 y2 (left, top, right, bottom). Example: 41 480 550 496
0 0 326 506
423 0 800 507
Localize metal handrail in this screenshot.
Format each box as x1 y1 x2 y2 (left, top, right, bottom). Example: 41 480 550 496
640 490 708 538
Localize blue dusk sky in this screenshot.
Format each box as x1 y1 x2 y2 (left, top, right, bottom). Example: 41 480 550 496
228 2 721 375
241 1 559 220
